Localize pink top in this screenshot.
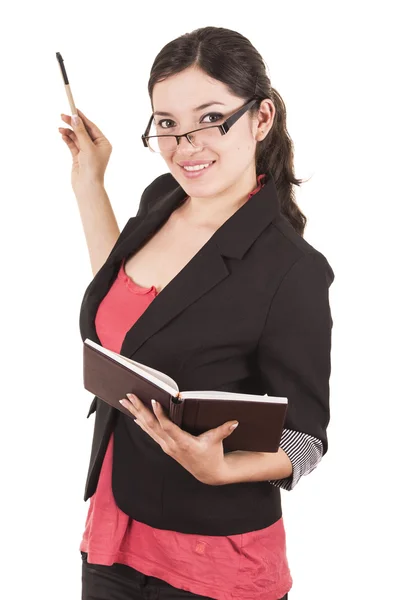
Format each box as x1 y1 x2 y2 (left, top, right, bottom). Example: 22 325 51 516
80 175 293 599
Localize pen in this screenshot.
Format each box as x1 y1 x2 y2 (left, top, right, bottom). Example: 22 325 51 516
56 52 77 115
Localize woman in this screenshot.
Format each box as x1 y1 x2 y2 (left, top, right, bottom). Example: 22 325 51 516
59 26 334 600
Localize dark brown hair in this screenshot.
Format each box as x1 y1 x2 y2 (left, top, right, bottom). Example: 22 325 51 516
148 26 308 236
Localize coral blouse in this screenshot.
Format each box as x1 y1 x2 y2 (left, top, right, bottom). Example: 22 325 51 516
80 175 293 599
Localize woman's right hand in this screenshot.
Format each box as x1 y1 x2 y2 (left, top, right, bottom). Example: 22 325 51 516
58 108 112 192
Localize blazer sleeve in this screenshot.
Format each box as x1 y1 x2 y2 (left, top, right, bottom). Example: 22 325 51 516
256 251 334 486
135 182 154 218
135 172 178 218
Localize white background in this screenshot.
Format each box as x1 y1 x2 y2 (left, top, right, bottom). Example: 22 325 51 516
1 1 396 598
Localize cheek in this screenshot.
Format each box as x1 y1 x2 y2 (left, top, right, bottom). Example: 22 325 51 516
167 159 184 180
163 156 178 176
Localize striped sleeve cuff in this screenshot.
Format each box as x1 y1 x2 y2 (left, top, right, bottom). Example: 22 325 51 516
268 429 323 491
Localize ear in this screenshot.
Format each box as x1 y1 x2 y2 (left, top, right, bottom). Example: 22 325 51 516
254 98 276 142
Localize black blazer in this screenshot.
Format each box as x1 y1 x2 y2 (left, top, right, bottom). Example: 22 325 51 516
79 170 334 536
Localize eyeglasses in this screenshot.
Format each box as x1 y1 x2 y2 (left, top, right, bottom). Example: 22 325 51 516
141 97 258 154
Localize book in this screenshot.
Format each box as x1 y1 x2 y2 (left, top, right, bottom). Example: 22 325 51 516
83 338 288 453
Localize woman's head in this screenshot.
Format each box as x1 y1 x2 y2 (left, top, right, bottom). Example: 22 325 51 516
147 26 307 236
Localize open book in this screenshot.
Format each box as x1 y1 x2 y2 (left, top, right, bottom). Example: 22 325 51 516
83 338 288 453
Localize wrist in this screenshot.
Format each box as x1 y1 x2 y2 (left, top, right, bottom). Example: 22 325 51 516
73 178 105 196
220 448 293 485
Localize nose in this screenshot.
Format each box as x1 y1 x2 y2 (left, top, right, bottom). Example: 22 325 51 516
175 134 203 155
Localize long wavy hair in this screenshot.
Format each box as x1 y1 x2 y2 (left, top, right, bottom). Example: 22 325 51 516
148 26 308 236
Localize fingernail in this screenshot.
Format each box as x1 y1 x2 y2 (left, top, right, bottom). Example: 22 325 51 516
151 399 157 409
230 422 239 431
126 393 137 406
71 114 79 126
119 399 127 407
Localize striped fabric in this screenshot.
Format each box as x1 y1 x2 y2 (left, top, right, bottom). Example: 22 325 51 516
269 429 323 491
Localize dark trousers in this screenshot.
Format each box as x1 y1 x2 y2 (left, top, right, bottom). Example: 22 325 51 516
81 551 288 600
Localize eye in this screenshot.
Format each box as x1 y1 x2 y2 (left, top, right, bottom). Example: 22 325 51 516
201 112 223 124
157 119 175 129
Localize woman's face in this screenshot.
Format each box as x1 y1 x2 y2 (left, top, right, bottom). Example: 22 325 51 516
151 66 268 198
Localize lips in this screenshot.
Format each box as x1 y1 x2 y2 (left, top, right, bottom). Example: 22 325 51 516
178 160 216 178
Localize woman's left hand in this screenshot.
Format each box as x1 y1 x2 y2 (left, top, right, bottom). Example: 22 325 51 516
119 393 239 486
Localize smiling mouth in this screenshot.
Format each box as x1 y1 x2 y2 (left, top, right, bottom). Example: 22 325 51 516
179 161 215 172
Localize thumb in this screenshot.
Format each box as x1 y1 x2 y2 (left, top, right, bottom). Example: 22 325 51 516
206 421 239 444
71 114 81 127
71 114 91 148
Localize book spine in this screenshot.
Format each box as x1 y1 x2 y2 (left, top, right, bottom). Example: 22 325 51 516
169 397 185 427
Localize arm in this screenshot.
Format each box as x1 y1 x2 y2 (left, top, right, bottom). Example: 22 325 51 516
74 182 120 277
222 252 334 487
74 179 156 277
75 171 178 277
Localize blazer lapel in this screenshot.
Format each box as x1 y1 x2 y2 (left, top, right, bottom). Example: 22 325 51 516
79 183 186 350
80 171 281 361
120 236 229 358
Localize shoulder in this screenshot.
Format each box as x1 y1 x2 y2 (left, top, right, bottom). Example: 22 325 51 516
267 213 335 287
138 172 179 216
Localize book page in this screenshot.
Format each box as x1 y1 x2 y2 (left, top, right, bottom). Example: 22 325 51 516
84 339 179 396
179 390 287 403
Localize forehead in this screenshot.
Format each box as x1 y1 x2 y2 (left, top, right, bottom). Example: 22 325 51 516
152 67 232 115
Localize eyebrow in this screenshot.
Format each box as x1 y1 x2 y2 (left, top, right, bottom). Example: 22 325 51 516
153 101 226 117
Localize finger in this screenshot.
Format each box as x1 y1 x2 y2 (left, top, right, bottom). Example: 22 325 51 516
59 127 79 147
151 400 187 436
134 417 163 443
134 418 173 455
59 126 80 154
58 127 78 144
151 400 197 451
76 108 106 141
150 400 172 430
69 111 94 150
60 133 79 158
61 110 105 143
123 396 164 433
134 418 150 435
123 395 180 450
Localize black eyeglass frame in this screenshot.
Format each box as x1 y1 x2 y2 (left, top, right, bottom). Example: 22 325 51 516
141 97 258 151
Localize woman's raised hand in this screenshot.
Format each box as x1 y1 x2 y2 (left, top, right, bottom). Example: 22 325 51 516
58 108 113 192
